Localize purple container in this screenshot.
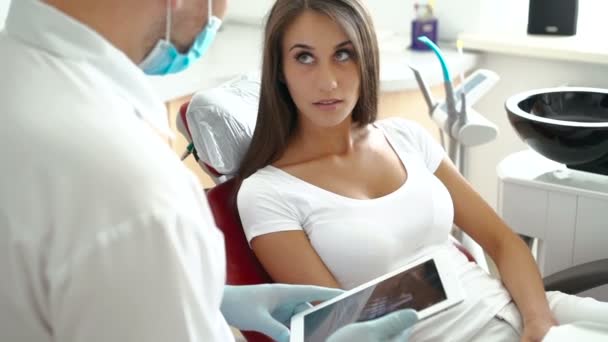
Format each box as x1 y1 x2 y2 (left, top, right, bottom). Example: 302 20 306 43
411 18 438 50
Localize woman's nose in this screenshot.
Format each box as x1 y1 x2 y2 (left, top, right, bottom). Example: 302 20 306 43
316 63 338 92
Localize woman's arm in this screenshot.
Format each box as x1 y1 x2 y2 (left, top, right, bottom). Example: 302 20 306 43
251 231 341 289
434 158 557 340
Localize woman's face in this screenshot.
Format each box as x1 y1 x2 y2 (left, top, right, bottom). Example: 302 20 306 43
281 10 361 129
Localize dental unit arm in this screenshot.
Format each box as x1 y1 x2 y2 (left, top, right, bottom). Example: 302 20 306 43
410 37 499 148
410 37 500 272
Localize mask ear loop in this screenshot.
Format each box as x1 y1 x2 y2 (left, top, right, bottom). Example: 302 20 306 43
207 0 213 23
165 0 172 42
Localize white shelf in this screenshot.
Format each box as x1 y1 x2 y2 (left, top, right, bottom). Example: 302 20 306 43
459 31 608 66
147 22 479 102
497 149 608 201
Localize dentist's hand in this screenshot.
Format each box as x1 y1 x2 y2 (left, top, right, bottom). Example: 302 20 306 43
327 309 419 342
221 284 343 342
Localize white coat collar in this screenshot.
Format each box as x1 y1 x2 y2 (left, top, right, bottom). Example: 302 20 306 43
6 0 172 138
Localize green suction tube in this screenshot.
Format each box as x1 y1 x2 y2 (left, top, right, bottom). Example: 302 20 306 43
416 36 461 122
417 36 452 82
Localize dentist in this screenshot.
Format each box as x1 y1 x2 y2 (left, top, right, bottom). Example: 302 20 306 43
0 0 417 341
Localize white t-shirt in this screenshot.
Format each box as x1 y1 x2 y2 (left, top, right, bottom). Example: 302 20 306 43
238 118 512 341
0 1 233 341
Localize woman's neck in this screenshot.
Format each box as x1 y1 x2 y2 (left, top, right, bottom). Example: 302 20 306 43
287 116 369 162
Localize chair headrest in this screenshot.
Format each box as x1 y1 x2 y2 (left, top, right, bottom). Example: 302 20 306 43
182 73 260 178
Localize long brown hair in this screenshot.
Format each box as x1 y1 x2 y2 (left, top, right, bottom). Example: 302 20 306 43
237 0 380 180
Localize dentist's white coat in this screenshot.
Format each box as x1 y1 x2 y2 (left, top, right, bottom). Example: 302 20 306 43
0 1 233 341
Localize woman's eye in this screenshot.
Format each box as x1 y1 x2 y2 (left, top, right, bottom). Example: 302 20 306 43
335 49 353 62
296 53 315 64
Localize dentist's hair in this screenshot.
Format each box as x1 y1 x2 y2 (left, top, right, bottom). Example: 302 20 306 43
237 0 380 180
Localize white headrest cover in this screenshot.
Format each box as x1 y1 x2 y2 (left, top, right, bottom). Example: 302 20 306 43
186 73 260 176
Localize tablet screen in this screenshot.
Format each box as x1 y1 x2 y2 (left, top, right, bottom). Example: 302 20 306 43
302 259 446 341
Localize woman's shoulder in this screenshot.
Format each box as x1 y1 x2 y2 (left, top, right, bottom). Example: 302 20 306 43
237 167 279 209
237 166 304 219
239 166 279 191
238 166 298 197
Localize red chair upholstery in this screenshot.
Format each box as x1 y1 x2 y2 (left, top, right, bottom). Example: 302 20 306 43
452 239 476 263
206 178 274 342
206 178 273 285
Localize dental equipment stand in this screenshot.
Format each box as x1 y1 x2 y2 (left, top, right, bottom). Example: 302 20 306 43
410 37 499 272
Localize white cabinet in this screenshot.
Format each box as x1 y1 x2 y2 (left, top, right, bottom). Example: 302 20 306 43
543 192 577 276
574 197 608 266
499 182 548 240
497 150 608 279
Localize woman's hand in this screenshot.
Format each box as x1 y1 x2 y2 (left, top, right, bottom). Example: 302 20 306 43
520 317 557 342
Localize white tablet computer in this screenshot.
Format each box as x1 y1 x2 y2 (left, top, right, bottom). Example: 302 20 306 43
290 255 464 342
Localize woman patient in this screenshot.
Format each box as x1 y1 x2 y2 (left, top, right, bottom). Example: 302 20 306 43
236 0 608 340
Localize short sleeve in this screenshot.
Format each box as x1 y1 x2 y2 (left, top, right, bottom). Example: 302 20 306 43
237 174 302 244
385 118 446 173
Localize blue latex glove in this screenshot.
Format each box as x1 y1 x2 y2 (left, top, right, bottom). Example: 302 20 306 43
327 309 419 342
221 284 343 342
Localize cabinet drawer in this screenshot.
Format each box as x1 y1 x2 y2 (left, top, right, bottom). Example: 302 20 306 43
574 196 608 265
500 182 548 239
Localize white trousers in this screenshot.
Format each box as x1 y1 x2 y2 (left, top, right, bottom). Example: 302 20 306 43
468 291 608 341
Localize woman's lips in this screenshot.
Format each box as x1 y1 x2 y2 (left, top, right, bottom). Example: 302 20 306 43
313 99 343 111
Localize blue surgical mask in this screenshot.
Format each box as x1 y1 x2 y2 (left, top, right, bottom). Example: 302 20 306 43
140 0 222 75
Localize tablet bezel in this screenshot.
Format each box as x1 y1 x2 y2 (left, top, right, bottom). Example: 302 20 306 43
289 254 463 342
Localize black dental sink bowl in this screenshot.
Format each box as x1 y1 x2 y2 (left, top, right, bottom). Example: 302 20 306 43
505 87 608 175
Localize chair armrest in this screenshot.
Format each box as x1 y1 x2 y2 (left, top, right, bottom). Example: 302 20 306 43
543 259 608 294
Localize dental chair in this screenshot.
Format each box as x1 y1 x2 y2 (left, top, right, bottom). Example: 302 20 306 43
206 177 273 342
177 74 608 341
